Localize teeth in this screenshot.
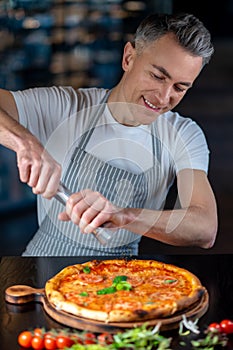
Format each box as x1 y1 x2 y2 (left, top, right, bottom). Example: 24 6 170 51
144 98 157 109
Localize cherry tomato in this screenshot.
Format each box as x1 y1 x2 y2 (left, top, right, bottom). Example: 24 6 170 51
18 330 33 348
44 332 55 339
220 319 233 334
31 335 44 350
44 332 54 340
208 322 221 333
34 328 43 337
71 334 83 344
44 336 57 350
56 335 74 349
84 332 96 345
97 332 114 345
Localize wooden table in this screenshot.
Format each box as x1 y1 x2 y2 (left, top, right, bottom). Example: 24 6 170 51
1 255 233 349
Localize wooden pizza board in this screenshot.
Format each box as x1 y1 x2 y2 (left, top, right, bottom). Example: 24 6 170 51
5 284 209 333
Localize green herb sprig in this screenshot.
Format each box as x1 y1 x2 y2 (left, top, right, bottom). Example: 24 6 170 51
111 323 172 350
97 275 132 295
189 330 228 349
83 266 91 274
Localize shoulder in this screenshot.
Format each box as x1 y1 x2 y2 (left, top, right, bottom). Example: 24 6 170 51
11 86 108 105
156 112 209 173
76 87 109 107
46 87 109 111
156 110 206 141
158 110 200 129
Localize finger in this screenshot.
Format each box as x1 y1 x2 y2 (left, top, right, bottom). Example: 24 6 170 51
17 155 32 183
83 211 111 234
28 160 41 188
41 164 61 198
33 162 61 198
80 196 105 222
69 199 91 226
79 197 107 232
83 201 121 233
18 165 31 183
66 193 84 218
58 211 70 221
66 189 95 213
66 190 106 231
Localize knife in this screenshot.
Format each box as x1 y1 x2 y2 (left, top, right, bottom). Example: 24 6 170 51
55 182 114 246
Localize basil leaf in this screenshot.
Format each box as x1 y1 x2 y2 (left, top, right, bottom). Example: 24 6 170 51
113 275 127 284
116 281 132 291
97 286 116 295
79 291 89 296
83 266 91 274
164 279 177 284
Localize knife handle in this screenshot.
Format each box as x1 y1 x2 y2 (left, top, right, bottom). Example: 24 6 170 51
55 183 114 246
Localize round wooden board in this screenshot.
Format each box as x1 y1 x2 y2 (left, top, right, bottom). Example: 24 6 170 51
5 285 209 333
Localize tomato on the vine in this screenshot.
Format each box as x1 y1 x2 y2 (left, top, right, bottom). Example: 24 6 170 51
31 335 44 350
97 332 114 345
44 332 56 339
220 319 233 334
208 322 221 333
71 334 83 344
83 332 96 344
56 334 74 349
18 330 33 348
44 336 57 350
34 328 43 337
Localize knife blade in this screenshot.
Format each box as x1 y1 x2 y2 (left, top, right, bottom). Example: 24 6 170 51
55 182 114 246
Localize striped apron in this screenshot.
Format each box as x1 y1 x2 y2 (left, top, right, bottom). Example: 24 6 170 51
22 94 162 256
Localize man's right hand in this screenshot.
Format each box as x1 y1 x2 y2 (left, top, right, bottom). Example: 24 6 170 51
17 137 61 199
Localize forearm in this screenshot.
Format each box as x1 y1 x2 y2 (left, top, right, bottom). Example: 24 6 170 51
61 183 217 249
119 205 217 248
0 89 30 151
0 106 38 152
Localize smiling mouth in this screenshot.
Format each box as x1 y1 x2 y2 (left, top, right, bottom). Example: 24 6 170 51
143 97 160 111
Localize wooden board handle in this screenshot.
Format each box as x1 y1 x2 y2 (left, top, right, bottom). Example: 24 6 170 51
5 285 44 304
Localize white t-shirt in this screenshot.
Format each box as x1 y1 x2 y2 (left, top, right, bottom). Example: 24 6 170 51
11 86 209 223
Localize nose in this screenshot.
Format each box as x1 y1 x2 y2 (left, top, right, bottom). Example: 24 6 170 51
156 84 172 106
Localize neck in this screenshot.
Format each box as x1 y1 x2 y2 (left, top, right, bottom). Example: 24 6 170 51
107 87 141 127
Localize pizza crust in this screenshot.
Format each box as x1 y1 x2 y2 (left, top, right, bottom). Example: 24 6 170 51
55 299 109 322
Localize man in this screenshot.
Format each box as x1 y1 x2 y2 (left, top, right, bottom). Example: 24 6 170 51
0 13 217 256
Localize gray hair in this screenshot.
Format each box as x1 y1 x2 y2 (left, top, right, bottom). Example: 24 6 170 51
133 13 214 66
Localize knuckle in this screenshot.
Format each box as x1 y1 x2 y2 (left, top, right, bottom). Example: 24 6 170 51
32 185 43 194
71 212 80 225
18 156 30 168
44 190 54 199
32 159 42 170
82 211 91 222
68 195 76 206
32 187 40 195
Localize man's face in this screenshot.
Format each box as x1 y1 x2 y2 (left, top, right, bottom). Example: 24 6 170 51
117 33 203 125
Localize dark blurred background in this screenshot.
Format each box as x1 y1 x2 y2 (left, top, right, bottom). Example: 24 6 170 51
0 0 232 255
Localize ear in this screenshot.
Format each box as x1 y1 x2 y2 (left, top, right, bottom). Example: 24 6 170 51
122 42 136 72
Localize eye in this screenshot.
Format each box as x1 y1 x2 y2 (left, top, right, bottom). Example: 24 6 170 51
174 85 186 93
150 72 164 80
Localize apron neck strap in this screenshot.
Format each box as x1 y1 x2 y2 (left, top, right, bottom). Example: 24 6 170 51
79 89 111 149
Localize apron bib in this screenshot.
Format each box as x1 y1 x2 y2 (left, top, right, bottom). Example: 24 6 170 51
23 92 162 256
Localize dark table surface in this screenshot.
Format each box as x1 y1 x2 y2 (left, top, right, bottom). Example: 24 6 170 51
1 255 233 349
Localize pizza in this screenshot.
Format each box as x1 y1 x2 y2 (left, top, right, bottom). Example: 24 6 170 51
45 259 205 323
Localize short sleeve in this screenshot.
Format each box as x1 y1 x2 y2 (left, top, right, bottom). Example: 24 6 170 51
11 86 79 145
158 112 210 174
